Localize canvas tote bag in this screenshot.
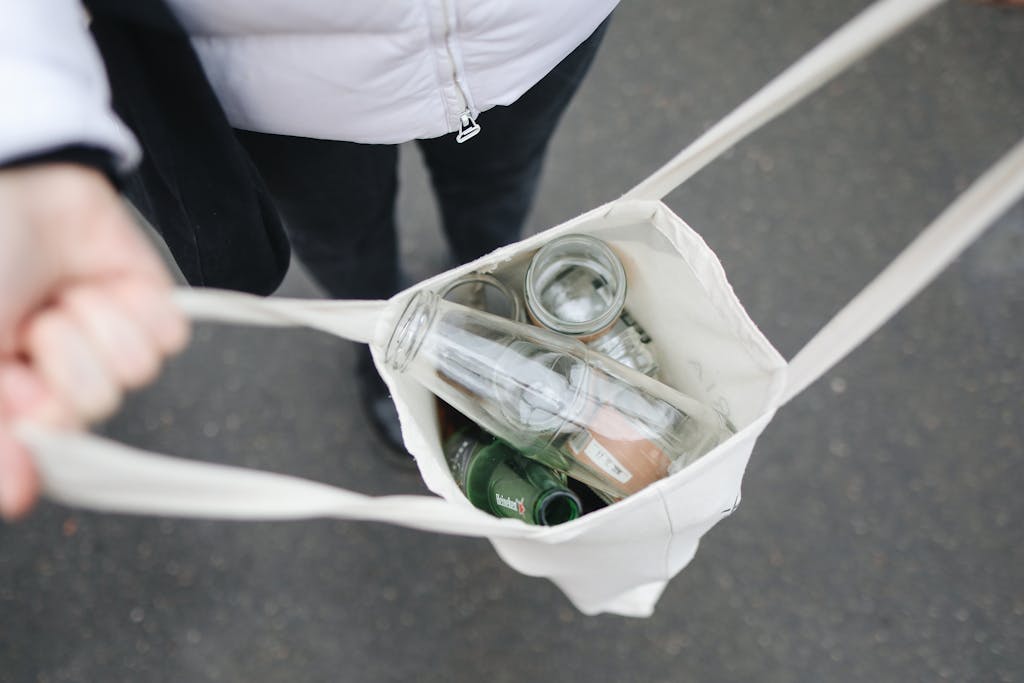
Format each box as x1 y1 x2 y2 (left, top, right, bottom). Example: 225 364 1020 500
19 0 1024 617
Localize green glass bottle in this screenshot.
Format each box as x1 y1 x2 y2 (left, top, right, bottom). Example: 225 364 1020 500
444 427 582 526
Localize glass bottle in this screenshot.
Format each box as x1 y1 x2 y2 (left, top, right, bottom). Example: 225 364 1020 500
525 234 659 378
445 426 581 525
436 273 524 441
381 291 733 500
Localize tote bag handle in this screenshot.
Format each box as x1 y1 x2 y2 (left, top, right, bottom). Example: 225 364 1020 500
19 294 547 541
168 289 385 345
21 422 541 539
619 0 1024 403
622 0 947 202
781 138 1024 404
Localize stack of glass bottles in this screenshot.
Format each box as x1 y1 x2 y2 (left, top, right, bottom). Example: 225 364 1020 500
403 235 733 526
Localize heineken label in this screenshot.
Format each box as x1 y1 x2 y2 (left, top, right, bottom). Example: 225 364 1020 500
494 492 527 517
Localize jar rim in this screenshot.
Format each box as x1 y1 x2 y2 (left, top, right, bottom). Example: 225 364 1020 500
439 272 525 322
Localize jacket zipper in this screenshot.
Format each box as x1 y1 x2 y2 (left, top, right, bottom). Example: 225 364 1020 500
440 0 481 142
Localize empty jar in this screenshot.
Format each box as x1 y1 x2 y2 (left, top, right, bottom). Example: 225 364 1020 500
439 272 524 321
524 234 659 378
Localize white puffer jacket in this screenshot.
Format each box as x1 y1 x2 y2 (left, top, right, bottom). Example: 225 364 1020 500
0 0 617 170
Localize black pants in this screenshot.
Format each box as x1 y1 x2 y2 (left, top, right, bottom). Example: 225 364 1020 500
237 19 608 302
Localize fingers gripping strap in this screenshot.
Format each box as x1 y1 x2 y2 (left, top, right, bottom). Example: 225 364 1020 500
173 288 387 345
20 424 536 539
623 0 946 201
783 137 1024 405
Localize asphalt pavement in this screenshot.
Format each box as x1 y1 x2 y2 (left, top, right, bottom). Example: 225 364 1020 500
1 2 1022 682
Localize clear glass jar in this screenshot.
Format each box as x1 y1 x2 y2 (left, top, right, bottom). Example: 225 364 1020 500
524 234 659 378
439 272 524 321
382 292 732 500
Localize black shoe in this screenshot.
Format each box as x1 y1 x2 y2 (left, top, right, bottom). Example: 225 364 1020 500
356 350 417 467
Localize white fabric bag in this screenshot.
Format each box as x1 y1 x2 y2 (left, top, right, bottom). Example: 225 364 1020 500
20 0 1024 618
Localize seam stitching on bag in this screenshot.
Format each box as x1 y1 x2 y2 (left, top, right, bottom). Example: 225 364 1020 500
656 485 675 580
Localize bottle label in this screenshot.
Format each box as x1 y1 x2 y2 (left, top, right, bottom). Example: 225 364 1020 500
567 405 673 496
494 492 527 517
620 310 653 344
569 432 633 484
444 432 480 490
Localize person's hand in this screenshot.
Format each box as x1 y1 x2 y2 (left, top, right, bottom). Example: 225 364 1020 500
0 163 189 520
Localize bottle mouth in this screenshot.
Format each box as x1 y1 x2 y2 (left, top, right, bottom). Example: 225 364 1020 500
536 489 582 526
525 234 628 338
384 291 438 372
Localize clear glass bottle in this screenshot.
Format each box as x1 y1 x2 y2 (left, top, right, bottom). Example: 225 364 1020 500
382 291 732 500
436 273 524 441
445 426 581 525
525 234 659 378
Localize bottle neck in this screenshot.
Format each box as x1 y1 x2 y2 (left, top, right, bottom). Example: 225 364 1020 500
534 489 581 526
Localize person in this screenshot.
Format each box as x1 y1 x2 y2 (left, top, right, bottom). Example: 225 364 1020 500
0 0 617 518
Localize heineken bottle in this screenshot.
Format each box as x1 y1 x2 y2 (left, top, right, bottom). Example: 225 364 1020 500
444 427 582 526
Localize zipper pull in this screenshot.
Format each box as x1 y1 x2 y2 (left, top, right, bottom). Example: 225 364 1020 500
456 110 481 143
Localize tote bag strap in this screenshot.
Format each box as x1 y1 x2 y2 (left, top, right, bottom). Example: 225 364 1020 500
21 423 536 539
18 291 540 540
172 288 386 344
622 0 946 202
615 0 1024 402
782 138 1024 404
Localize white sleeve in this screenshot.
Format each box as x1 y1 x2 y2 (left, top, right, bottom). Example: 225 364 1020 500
0 0 140 170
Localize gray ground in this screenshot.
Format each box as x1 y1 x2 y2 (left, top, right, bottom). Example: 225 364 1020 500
2 2 1023 682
